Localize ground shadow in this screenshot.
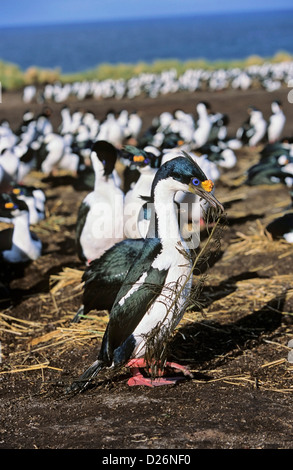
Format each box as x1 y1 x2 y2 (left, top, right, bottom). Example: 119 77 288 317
169 292 285 370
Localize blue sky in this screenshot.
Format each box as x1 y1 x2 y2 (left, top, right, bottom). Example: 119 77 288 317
1 0 293 27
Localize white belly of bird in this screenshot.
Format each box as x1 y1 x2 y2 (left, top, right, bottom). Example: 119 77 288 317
80 195 124 261
3 237 42 262
132 249 192 359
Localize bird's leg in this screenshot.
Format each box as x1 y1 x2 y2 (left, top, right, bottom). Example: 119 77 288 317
126 358 193 387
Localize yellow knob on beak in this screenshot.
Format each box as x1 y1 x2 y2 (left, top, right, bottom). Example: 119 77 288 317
201 179 214 193
133 155 145 162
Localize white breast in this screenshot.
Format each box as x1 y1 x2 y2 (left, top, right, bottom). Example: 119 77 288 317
80 183 124 262
132 244 192 358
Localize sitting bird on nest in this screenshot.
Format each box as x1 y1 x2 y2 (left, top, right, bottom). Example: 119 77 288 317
0 192 42 263
68 154 223 391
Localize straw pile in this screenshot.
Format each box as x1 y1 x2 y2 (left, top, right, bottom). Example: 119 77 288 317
223 219 293 264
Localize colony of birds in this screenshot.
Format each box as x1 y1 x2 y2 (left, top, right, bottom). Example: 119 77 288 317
22 60 293 104
0 92 292 390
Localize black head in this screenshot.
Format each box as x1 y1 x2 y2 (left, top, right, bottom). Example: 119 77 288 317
91 140 118 176
160 132 185 150
151 152 224 212
11 184 41 199
123 145 160 169
0 193 29 219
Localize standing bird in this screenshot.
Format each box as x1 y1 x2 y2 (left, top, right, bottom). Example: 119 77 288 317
75 140 124 265
124 111 143 143
123 145 161 239
59 106 73 135
267 100 286 143
247 107 267 147
96 111 125 148
236 106 266 147
39 132 65 175
0 148 20 182
193 102 212 149
68 155 223 391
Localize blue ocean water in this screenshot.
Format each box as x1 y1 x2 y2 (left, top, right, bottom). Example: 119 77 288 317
0 10 292 74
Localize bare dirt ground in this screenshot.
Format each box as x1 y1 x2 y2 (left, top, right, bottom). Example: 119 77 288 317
0 86 292 451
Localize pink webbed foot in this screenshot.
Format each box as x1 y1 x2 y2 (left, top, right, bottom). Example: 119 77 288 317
126 358 193 387
200 217 216 229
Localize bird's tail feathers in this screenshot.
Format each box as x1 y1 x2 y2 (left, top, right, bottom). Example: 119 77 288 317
71 304 84 323
66 359 104 394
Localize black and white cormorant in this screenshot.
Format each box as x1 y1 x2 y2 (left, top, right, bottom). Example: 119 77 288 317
123 145 161 239
245 157 293 187
267 100 286 143
259 140 292 164
0 193 42 263
75 140 124 265
68 155 223 391
236 106 267 147
10 184 46 225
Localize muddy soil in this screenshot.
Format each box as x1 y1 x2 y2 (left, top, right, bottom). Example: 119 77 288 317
0 87 292 451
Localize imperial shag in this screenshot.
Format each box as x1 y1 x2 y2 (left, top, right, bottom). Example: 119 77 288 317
259 141 292 164
245 157 293 187
267 100 286 143
0 193 42 263
123 145 161 239
10 184 46 225
68 155 223 391
193 101 213 148
236 106 267 147
75 140 124 265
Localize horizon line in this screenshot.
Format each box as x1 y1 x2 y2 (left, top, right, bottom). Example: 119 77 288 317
0 7 293 30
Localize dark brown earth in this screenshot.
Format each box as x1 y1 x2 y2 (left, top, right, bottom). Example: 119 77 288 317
0 86 293 451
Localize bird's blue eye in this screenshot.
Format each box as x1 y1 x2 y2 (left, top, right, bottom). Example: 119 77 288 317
192 178 200 186
144 158 149 164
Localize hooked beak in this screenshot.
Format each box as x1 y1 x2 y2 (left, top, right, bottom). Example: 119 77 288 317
188 180 224 214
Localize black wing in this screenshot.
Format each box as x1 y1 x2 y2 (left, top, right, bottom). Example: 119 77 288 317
0 228 13 252
82 238 145 313
99 237 168 364
75 201 90 262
